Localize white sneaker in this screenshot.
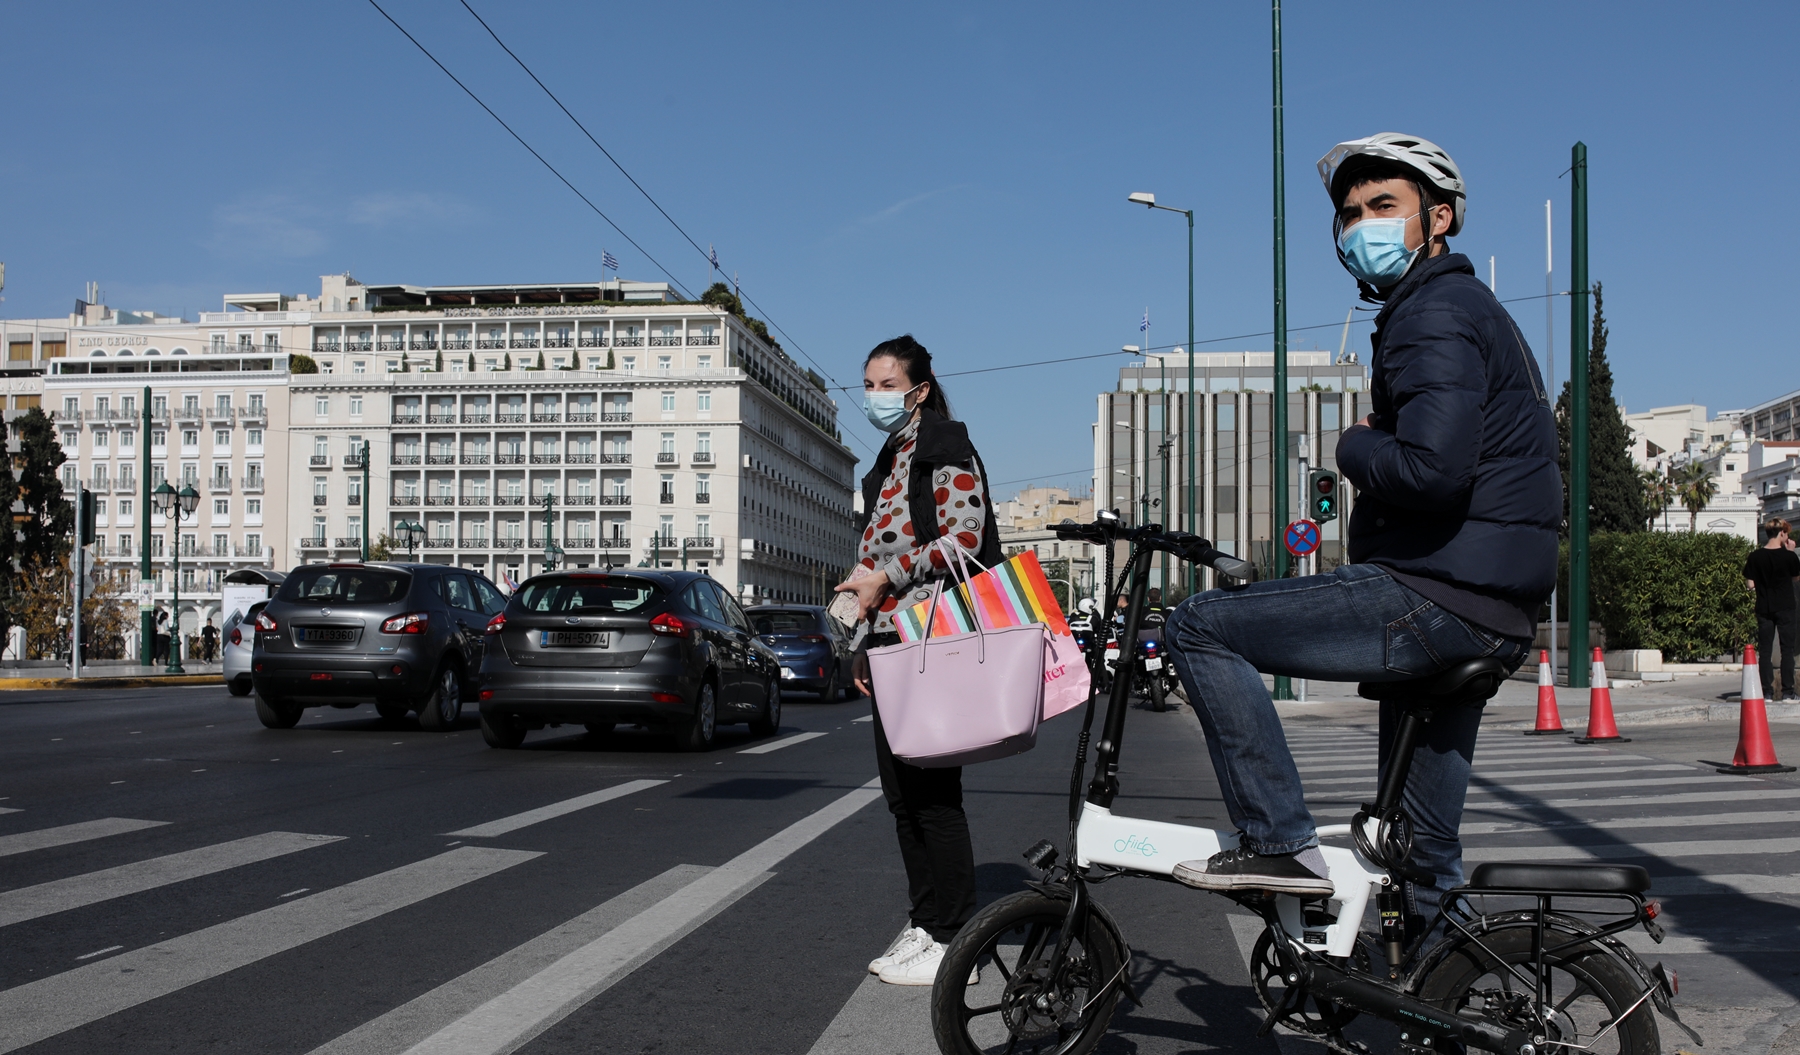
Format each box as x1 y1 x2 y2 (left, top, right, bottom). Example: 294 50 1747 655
877 941 980 986
868 925 931 975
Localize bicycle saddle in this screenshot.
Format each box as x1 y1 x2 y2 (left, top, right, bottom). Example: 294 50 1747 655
1357 656 1509 708
1467 861 1651 894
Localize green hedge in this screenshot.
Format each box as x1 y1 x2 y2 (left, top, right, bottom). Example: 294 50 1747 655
1571 532 1755 662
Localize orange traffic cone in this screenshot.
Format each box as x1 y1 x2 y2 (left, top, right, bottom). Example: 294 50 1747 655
1715 646 1797 775
1573 647 1630 744
1524 649 1567 736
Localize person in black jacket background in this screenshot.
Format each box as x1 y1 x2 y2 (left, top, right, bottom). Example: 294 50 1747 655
1162 134 1561 934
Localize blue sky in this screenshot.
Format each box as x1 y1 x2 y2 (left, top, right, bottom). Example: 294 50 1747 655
2 1 1793 495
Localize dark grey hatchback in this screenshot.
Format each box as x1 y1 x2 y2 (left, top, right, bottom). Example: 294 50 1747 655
250 563 506 731
475 570 781 751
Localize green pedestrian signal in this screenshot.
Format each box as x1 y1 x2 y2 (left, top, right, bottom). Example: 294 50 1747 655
1308 468 1339 524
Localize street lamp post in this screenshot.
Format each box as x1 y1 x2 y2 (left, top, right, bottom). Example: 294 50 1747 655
1129 192 1197 597
152 481 200 674
396 519 423 559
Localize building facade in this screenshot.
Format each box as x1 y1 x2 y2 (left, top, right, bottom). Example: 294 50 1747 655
1094 351 1370 593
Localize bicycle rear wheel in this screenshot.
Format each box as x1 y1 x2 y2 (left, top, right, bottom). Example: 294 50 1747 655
931 890 1126 1055
1414 924 1660 1055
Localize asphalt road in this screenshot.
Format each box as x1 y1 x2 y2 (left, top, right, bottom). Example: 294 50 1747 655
7 680 1800 1054
0 682 1280 1055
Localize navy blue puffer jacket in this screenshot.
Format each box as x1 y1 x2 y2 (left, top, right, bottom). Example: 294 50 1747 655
1335 252 1561 616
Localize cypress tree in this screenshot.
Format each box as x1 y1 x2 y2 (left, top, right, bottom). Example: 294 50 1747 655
1555 283 1643 534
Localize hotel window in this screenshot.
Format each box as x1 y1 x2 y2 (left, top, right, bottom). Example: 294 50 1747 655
661 391 676 412
215 394 231 415
657 355 672 374
181 464 198 486
246 428 263 447
63 396 79 417
211 334 226 353
119 534 132 557
314 435 329 458
660 475 675 503
353 360 367 375
248 393 264 413
214 499 229 516
695 432 712 456
121 395 135 415
214 429 230 447
660 433 676 456
182 429 199 448
245 533 261 555
94 431 109 452
213 533 229 554
696 474 711 502
694 515 711 540
695 390 712 413
153 395 168 415
622 356 637 374
349 395 363 415
315 396 330 416
246 498 262 516
312 517 327 542
237 334 252 351
264 333 279 353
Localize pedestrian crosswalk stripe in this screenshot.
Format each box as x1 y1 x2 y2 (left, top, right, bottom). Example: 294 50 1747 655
1298 758 1672 777
1313 786 1800 818
1464 836 1800 863
0 847 541 1054
398 780 884 1055
1304 763 1692 786
0 807 19 816
305 864 709 1055
0 831 344 928
738 732 828 755
446 780 667 838
0 818 168 858
1458 809 1800 836
1466 773 1746 794
1651 872 1800 896
1290 746 1615 763
851 715 873 724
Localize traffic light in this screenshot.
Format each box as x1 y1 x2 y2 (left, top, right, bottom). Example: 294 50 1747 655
1308 468 1339 524
78 490 97 545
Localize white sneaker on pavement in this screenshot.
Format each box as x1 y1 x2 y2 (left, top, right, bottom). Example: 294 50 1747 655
868 925 931 975
876 940 979 986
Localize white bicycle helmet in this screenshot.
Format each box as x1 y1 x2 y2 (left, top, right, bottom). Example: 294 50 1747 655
1317 133 1466 236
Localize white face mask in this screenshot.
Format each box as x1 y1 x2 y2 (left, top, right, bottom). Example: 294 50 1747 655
862 382 922 433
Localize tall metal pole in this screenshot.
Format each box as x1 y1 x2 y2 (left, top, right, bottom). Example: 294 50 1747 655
1271 0 1293 699
1545 200 1558 685
1186 209 1196 598
168 509 184 675
71 483 83 679
1568 142 1592 688
139 385 153 666
361 440 370 561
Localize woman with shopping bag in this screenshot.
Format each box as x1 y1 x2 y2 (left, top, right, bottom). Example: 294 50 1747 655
835 335 1003 988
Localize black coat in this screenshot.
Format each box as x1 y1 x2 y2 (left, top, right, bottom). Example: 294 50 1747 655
858 409 1004 569
1335 252 1562 608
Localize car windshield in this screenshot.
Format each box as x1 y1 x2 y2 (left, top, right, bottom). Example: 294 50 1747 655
751 610 817 635
517 576 661 613
279 568 412 606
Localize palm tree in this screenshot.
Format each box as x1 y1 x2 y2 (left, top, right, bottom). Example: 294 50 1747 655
1675 463 1718 532
1639 468 1672 531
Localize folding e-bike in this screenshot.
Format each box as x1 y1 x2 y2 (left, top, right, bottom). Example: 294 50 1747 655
930 514 1702 1055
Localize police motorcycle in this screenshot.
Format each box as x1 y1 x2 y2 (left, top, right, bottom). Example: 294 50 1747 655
929 510 1698 1055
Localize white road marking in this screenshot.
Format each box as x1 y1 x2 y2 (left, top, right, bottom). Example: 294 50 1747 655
305 865 710 1055
0 832 343 927
445 779 667 838
1298 757 1669 777
280 888 311 898
1305 763 1692 787
1315 786 1800 818
0 818 168 858
74 946 123 961
0 847 539 1054
1467 774 1748 794
399 780 885 1055
1653 873 1800 896
851 715 873 724
1464 836 1800 864
738 731 828 755
0 807 18 815
1458 809 1800 836
1290 746 1616 764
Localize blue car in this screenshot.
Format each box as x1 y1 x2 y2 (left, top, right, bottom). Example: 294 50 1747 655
747 605 857 701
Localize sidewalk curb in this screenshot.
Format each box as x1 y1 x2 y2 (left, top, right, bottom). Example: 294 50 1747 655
0 674 221 691
1485 701 1800 730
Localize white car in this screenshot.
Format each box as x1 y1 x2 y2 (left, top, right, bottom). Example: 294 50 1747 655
221 601 265 696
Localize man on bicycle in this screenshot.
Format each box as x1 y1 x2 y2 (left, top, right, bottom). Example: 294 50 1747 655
1162 134 1561 930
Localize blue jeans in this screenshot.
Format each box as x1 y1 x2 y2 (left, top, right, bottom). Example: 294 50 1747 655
1163 563 1531 921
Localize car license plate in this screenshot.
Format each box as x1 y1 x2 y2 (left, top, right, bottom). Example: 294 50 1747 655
780 667 796 680
541 630 609 648
1104 648 1120 661
297 627 356 643
1143 656 1163 672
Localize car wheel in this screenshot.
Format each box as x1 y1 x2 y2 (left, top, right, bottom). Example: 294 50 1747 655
481 709 526 749
417 662 464 731
375 701 410 723
227 676 253 698
584 721 615 737
750 677 781 737
254 693 302 729
678 681 718 751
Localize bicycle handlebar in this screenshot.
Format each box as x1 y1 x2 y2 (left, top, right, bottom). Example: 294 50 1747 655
1053 514 1258 582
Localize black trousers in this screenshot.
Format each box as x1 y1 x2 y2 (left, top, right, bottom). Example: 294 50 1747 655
1758 610 1799 698
869 660 976 944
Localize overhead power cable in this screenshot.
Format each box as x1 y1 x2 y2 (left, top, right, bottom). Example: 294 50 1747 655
455 1 841 390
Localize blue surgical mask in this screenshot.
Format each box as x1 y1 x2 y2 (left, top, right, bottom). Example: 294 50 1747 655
862 382 922 433
1338 214 1421 287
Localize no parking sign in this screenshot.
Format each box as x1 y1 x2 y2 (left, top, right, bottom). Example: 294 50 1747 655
1284 519 1320 557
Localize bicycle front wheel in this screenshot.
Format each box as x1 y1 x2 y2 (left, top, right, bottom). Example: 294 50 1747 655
1414 924 1660 1055
931 890 1126 1055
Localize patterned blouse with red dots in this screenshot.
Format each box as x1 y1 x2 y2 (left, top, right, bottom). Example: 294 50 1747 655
857 416 990 634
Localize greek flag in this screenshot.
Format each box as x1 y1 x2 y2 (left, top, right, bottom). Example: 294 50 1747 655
709 245 719 268
602 249 619 272
1140 309 1149 333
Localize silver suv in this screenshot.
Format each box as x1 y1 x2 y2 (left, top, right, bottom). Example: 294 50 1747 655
250 562 506 730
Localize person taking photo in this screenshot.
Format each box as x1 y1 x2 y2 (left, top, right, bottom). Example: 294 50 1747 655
836 335 1003 986
1745 517 1800 701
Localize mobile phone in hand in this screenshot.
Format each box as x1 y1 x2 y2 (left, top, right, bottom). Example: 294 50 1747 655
829 565 875 628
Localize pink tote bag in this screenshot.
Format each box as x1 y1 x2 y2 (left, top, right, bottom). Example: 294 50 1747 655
869 570 1046 768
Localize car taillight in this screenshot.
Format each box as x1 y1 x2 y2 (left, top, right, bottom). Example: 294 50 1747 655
649 612 688 636
801 634 828 643
486 613 507 634
229 627 242 646
254 611 278 632
380 612 429 634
